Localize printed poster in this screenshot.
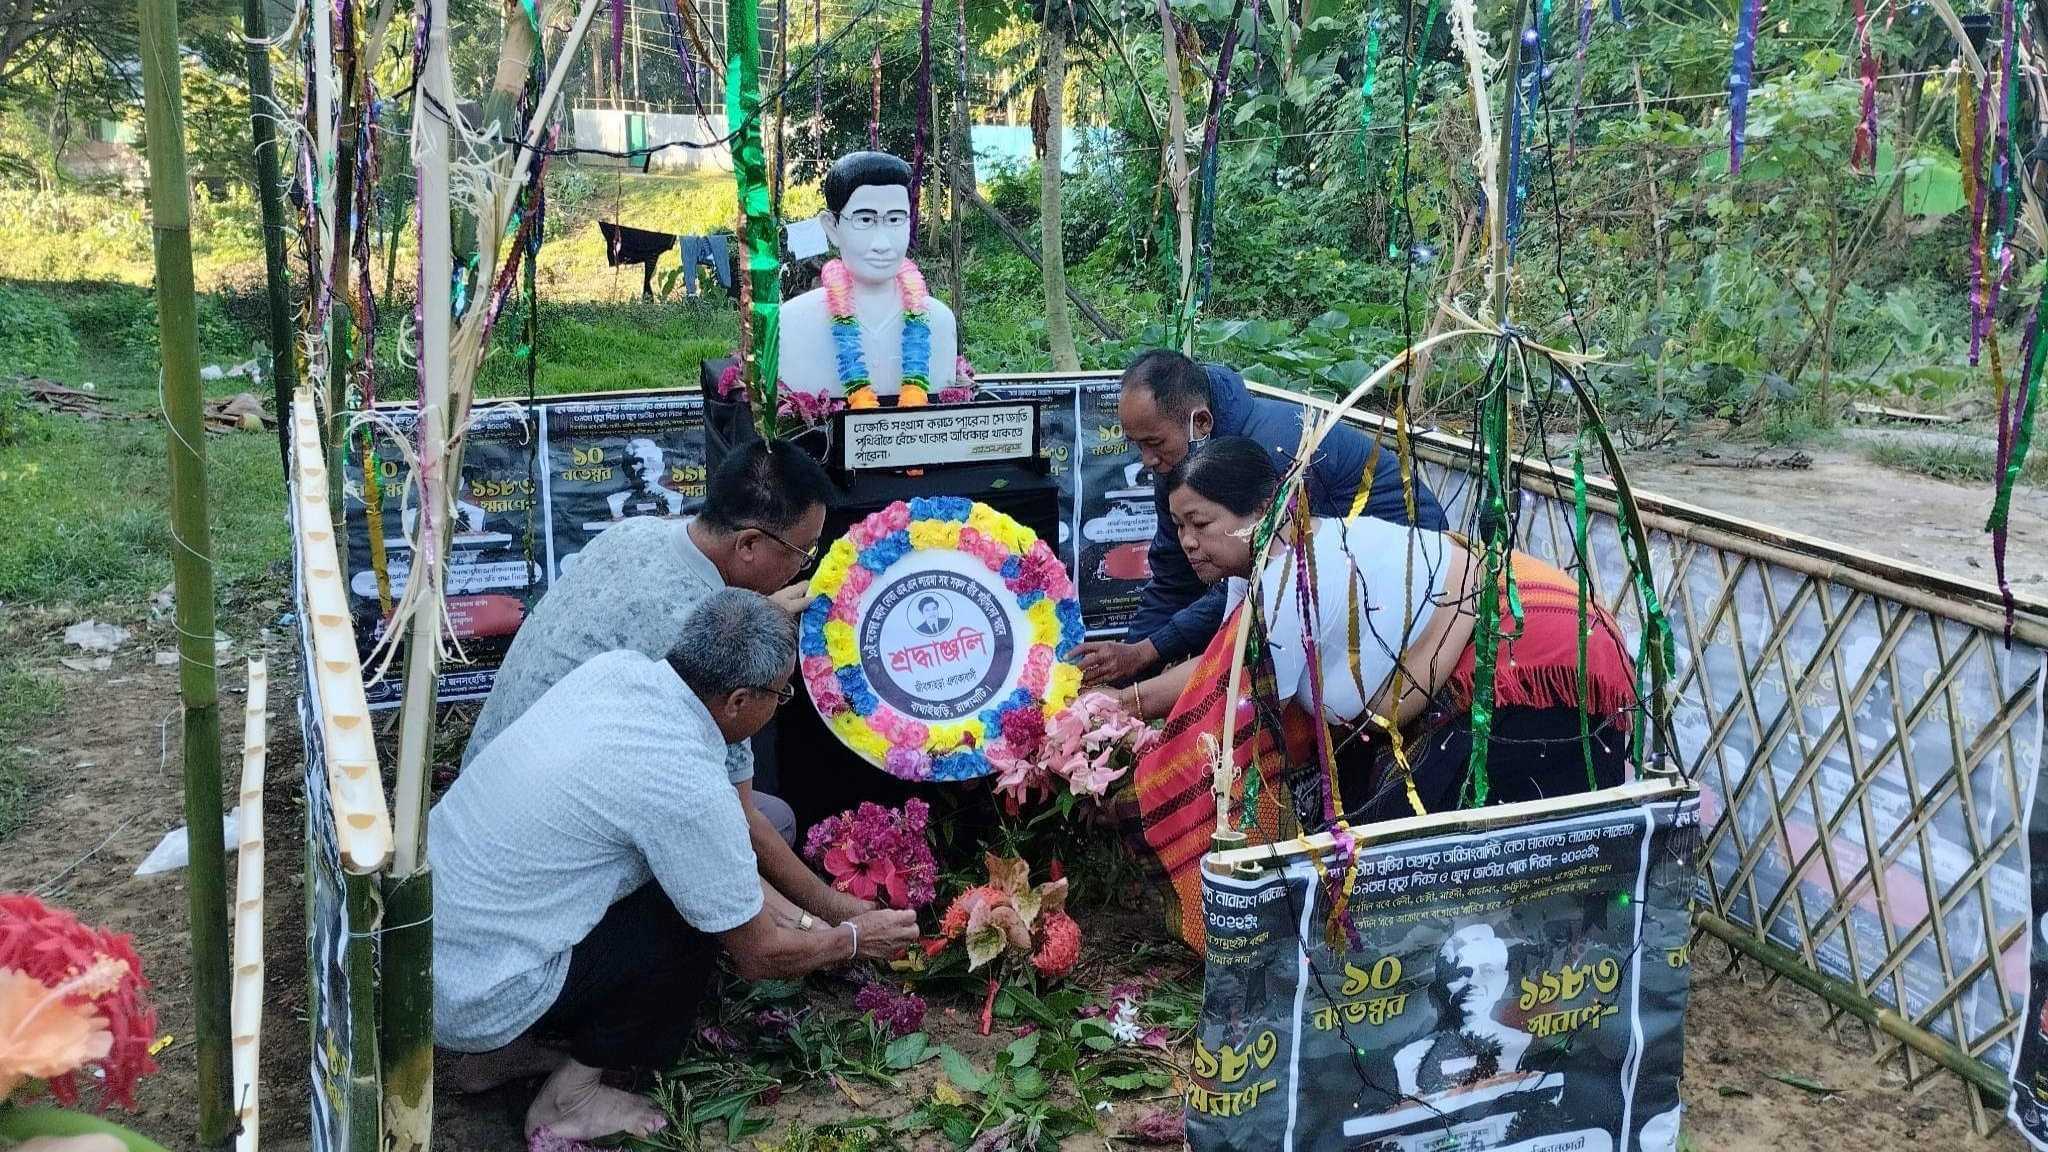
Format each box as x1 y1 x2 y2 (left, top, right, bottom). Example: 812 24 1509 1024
1189 793 1700 1152
541 393 708 579
1073 379 1153 635
342 404 548 706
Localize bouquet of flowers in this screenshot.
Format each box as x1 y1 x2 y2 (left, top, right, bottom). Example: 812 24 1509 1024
1 893 164 1151
802 800 939 910
929 855 1080 980
988 691 1158 810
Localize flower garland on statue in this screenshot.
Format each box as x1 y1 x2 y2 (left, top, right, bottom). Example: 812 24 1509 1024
824 257 931 410
715 353 976 430
799 497 1086 782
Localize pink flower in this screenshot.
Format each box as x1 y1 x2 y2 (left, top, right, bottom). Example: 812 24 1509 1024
715 362 745 398
801 802 938 909
854 980 928 1036
0 894 156 1109
1031 911 1082 979
878 502 912 534
1125 1110 1184 1145
884 746 931 781
777 390 846 428
828 596 860 625
840 564 875 600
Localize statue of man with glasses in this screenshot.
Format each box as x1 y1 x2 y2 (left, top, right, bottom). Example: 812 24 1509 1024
779 151 960 407
462 440 876 928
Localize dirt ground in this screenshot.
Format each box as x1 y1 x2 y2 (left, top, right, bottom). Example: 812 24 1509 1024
1 444 2040 1152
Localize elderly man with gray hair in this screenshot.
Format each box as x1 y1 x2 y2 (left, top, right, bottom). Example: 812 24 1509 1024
430 589 921 1143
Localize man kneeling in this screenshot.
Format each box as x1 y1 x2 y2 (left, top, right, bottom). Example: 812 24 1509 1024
430 589 921 1140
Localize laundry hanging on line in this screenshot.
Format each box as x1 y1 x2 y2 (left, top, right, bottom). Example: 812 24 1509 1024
596 221 738 301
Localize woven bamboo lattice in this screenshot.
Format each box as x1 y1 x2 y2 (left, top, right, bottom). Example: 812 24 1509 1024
1385 424 2046 1125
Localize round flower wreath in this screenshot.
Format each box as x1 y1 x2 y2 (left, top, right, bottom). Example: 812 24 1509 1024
799 497 1087 782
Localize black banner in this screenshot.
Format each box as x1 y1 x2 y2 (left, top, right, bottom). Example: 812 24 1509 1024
341 378 1153 705
1190 792 1700 1152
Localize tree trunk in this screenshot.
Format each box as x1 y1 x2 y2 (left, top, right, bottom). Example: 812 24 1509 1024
136 0 231 1138
1039 18 1079 371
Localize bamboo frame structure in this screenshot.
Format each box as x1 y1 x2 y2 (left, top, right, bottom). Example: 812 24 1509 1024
232 659 269 1152
291 394 393 872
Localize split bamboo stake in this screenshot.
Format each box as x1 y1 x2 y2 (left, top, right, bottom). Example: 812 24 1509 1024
232 659 269 1152
136 0 233 1134
291 396 393 871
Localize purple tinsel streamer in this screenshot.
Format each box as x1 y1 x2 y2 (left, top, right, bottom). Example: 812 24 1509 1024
909 0 933 244
1727 0 1762 175
1607 0 1626 25
608 0 624 87
1969 67 1993 365
658 1 703 113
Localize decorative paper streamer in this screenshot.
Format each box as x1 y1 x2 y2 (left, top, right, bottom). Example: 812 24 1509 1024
1188 0 1246 325
870 45 883 150
1355 12 1381 177
1984 0 2022 334
728 0 784 434
1572 442 1595 789
659 0 703 112
1850 0 1877 171
609 0 624 87
910 0 933 243
1504 17 1542 254
1727 0 1762 175
1989 303 2043 638
1964 68 1990 365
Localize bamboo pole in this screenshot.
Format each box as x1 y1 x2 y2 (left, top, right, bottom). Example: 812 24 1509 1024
136 0 233 1136
242 0 295 468
948 163 1121 339
381 0 453 1139
1694 911 2009 1103
232 660 269 1152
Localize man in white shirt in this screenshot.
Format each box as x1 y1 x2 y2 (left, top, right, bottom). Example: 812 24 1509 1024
432 590 920 1140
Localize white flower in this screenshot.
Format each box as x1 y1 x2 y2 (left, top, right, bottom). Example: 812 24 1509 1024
1108 999 1143 1045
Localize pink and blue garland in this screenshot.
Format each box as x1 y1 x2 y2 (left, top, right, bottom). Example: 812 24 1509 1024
821 258 934 400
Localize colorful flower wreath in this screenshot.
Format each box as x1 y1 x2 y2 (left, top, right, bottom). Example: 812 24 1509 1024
799 497 1086 781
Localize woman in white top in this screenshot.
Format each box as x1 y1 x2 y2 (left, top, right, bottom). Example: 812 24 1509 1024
1113 436 1636 823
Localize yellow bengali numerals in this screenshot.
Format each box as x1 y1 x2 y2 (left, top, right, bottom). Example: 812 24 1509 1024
1517 956 1621 1012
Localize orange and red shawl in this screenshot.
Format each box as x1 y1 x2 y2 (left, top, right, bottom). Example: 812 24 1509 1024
1125 604 1314 951
1127 554 1635 951
1447 551 1637 722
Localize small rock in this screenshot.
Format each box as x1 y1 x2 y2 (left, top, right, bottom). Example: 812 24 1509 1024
64 619 130 652
59 656 113 673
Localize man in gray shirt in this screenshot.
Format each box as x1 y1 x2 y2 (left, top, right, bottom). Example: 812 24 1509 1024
465 438 873 927
433 590 921 1141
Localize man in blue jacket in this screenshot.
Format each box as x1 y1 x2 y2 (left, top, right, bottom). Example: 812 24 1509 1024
1072 349 1450 686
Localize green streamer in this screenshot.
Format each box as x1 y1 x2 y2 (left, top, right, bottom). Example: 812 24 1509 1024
1987 295 2046 539
1356 15 1382 176
726 0 782 437
1463 366 1512 807
1572 441 1594 790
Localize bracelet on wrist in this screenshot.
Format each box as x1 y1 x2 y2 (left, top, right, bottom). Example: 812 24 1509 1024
846 921 860 962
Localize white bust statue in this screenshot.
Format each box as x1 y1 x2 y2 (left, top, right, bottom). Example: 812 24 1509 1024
779 151 958 407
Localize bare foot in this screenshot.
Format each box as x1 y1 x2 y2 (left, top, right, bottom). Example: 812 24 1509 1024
448 1035 569 1093
524 1060 667 1141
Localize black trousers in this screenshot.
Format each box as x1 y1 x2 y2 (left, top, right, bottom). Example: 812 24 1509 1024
524 883 720 1072
1339 705 1629 826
